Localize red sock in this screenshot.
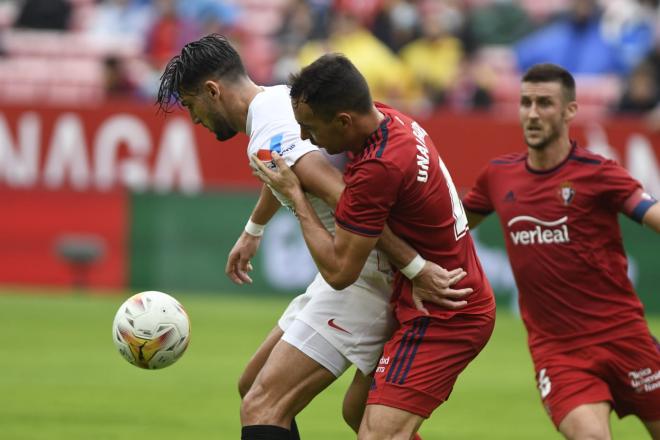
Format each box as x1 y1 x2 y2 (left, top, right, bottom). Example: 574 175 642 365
413 434 423 440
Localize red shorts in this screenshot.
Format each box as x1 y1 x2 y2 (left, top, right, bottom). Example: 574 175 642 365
532 332 660 428
367 312 495 418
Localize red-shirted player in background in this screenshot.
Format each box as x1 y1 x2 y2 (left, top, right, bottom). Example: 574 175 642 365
463 63 660 440
252 53 496 439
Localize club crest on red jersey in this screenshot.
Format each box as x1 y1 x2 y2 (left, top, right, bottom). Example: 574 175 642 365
558 182 575 206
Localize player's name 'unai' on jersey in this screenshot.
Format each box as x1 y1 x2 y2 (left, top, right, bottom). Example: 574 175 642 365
335 103 496 324
463 144 658 356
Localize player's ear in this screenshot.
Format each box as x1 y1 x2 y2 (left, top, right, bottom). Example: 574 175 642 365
564 100 578 122
335 112 352 129
203 80 221 100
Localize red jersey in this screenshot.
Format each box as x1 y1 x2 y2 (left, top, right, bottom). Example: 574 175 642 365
335 104 495 324
463 144 658 356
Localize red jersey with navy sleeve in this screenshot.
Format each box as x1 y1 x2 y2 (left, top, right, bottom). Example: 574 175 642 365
335 104 495 324
463 144 658 356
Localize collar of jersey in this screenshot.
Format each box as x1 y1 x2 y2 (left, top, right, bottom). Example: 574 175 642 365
525 141 577 175
360 116 391 156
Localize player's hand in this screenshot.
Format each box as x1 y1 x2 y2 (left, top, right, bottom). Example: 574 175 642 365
250 152 303 200
225 232 259 285
411 262 473 314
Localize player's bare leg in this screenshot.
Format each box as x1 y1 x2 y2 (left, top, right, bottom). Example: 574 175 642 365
238 326 283 397
342 369 371 432
558 402 612 440
642 419 660 439
241 339 337 429
358 404 424 440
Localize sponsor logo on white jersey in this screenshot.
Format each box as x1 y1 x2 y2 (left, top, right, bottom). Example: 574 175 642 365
508 216 570 245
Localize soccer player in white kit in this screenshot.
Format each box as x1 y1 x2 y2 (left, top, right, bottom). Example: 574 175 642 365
157 34 472 439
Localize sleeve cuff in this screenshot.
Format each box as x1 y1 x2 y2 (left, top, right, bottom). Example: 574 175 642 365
335 217 382 237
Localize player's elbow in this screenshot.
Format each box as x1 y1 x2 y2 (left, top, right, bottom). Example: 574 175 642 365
324 270 359 291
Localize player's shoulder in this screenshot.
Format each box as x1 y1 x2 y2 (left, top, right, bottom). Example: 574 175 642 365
251 85 291 115
487 152 527 170
490 151 527 166
362 104 424 160
567 145 612 167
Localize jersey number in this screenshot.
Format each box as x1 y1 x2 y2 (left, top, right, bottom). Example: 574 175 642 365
537 368 552 399
438 157 468 240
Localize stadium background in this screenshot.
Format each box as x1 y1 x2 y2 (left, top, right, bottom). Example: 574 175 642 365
0 0 659 439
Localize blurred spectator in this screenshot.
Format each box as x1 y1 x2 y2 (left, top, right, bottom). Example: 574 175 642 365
399 9 463 107
305 0 333 39
463 0 534 54
615 60 659 113
176 0 239 36
87 0 154 40
298 11 422 111
146 0 198 70
372 0 419 52
601 0 656 73
447 57 494 111
15 0 71 30
272 0 315 84
103 56 136 98
515 0 627 75
334 0 383 27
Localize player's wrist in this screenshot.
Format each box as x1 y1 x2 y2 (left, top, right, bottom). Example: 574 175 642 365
244 219 266 237
400 254 426 279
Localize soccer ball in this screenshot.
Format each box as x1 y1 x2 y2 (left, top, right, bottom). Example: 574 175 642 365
112 291 190 369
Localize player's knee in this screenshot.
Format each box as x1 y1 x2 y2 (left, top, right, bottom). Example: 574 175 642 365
562 423 611 440
358 414 413 440
240 385 269 424
240 381 289 426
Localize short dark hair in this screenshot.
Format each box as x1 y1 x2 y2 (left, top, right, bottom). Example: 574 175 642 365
289 54 372 121
156 34 246 113
522 63 576 102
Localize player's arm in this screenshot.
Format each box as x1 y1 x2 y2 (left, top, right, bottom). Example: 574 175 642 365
462 163 494 230
292 150 422 267
613 168 660 233
252 152 377 289
225 184 281 284
252 153 378 290
292 150 436 270
641 202 660 233
291 151 472 306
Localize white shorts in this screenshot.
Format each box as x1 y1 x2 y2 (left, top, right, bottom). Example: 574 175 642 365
278 251 395 376
282 319 350 377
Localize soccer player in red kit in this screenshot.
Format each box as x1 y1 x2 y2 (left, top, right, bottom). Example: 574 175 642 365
463 63 660 439
252 53 495 439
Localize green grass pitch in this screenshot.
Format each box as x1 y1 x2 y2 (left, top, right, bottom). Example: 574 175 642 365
0 290 657 439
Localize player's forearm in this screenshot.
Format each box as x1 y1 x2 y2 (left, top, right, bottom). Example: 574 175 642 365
642 202 660 233
249 184 281 225
376 225 419 270
290 190 352 288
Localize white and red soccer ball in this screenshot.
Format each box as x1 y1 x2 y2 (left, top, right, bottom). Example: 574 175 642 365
112 291 190 369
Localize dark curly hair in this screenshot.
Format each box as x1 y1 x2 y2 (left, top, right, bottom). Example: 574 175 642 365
289 53 373 121
156 34 246 113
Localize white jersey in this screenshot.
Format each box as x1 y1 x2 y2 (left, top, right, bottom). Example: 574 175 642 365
246 85 338 232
